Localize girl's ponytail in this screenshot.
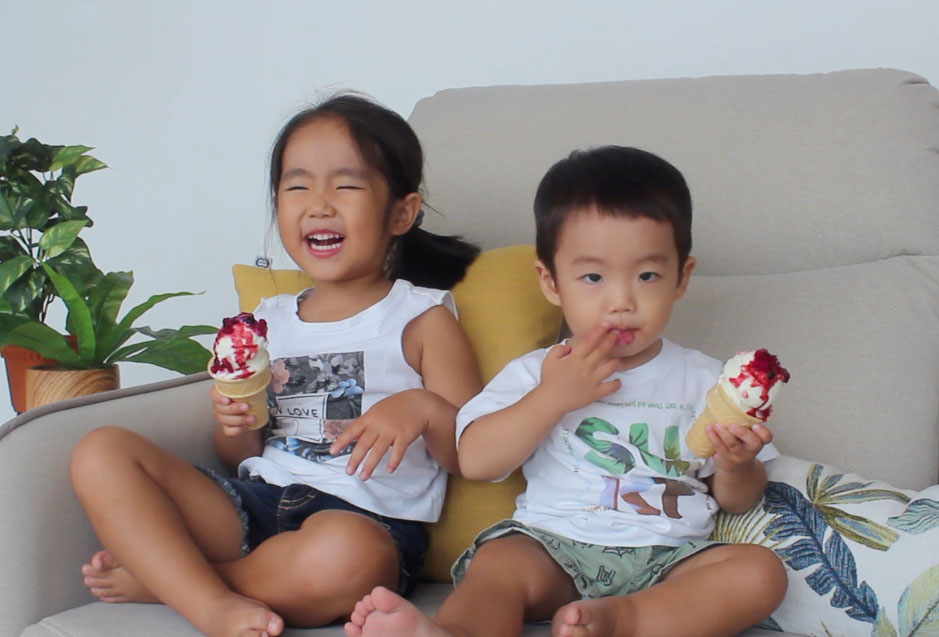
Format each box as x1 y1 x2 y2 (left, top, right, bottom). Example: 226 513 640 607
390 215 479 290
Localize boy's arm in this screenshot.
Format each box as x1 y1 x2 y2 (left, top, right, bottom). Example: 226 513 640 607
460 325 623 481
458 382 572 481
705 422 773 514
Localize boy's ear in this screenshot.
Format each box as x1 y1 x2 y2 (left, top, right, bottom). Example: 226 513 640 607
534 260 562 307
389 193 423 236
675 256 697 299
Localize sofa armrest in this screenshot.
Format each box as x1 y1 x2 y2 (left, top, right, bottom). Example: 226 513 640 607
0 372 221 636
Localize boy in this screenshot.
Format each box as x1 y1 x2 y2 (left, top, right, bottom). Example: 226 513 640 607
346 146 787 636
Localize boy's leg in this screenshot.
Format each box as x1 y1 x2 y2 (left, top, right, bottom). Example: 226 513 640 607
552 544 787 637
70 426 283 637
347 533 580 637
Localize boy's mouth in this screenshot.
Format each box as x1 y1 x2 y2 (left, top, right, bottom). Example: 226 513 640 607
306 232 345 254
611 328 636 346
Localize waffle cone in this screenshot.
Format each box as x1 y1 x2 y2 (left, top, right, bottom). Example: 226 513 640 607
208 362 272 430
685 384 763 457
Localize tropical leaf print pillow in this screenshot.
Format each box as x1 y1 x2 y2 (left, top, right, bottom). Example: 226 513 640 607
711 454 939 636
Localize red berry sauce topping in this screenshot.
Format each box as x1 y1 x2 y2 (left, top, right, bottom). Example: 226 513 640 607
210 312 269 378
728 348 791 420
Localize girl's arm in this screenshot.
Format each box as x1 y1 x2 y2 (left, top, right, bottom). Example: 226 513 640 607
210 385 265 472
460 325 622 481
330 304 482 479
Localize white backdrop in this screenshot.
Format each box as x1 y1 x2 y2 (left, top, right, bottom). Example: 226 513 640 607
2 0 937 424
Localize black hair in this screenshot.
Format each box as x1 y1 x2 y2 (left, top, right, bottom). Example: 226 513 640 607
269 93 478 290
534 146 692 275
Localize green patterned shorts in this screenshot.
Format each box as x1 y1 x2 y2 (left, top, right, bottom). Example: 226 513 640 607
451 519 720 599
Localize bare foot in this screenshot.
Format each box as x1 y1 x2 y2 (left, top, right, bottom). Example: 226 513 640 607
196 592 284 637
82 550 282 637
552 598 624 637
81 549 159 603
345 585 451 637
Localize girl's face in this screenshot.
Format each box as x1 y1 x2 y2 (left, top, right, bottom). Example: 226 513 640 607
276 117 417 286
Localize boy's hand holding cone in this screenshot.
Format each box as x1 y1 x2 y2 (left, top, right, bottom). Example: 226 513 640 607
685 349 790 457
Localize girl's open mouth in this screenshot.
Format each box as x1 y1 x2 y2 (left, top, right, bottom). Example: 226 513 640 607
306 232 345 256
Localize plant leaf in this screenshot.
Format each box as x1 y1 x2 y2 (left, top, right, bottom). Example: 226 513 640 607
873 607 899 637
806 463 825 501
45 237 102 297
0 235 27 260
822 489 911 506
820 505 899 551
0 254 33 295
109 336 211 374
135 324 217 339
888 499 939 535
897 564 939 635
38 219 88 259
0 322 82 366
85 271 132 342
49 145 94 172
41 263 96 363
2 264 45 318
96 290 202 363
72 154 108 177
763 480 879 623
0 192 13 229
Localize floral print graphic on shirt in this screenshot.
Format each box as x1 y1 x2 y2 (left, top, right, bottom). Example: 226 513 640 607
266 352 364 462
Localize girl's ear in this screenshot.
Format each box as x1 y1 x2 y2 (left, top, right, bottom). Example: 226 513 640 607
534 260 562 307
389 193 422 236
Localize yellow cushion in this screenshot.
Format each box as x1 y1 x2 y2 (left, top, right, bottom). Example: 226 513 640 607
230 245 562 582
232 264 313 313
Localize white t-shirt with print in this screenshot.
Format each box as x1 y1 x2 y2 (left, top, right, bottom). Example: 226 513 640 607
239 279 455 523
456 339 779 547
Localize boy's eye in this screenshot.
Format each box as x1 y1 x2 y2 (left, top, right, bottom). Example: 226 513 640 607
284 185 307 192
582 273 603 284
337 185 363 191
639 271 660 282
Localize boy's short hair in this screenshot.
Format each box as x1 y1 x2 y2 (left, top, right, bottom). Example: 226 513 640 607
534 146 692 274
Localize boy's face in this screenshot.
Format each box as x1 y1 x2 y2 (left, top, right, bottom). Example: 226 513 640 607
535 207 696 372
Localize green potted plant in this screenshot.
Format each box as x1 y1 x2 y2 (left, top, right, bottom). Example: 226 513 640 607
0 128 214 411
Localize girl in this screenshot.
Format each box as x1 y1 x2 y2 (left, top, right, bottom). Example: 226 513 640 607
70 94 482 637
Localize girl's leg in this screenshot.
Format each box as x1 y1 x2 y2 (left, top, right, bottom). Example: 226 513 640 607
552 544 787 637
70 426 283 637
215 508 401 627
347 533 580 637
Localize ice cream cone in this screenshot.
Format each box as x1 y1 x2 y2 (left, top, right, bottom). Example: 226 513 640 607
685 384 763 457
208 360 272 430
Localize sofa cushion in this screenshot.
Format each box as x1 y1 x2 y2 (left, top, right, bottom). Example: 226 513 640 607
666 255 939 490
231 245 562 582
713 454 939 636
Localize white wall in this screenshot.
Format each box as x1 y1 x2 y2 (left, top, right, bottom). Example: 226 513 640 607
2 0 937 423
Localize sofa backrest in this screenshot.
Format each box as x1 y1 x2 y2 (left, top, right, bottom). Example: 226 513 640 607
409 68 939 489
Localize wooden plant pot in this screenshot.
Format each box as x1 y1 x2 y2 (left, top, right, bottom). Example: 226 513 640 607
1 344 56 414
24 365 120 411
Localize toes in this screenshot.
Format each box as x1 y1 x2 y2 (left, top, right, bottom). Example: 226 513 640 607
344 621 364 637
90 549 114 571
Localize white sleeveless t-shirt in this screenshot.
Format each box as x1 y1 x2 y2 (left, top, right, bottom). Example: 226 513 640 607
238 279 455 522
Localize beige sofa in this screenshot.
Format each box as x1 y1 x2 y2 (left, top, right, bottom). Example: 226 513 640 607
5 68 939 636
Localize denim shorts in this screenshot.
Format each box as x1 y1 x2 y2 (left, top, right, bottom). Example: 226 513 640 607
452 519 720 599
200 468 428 597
